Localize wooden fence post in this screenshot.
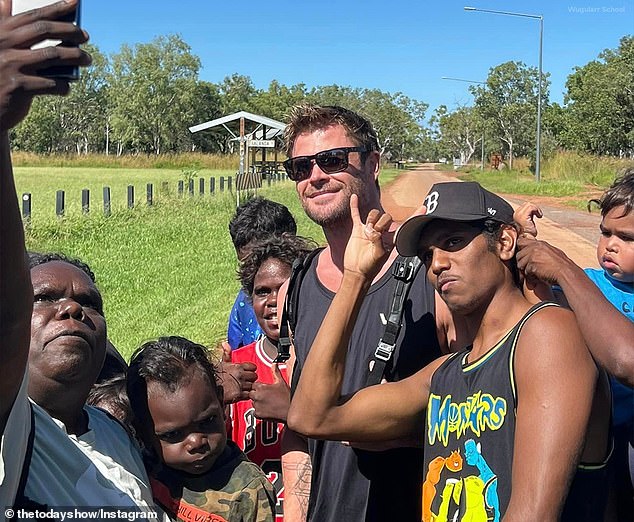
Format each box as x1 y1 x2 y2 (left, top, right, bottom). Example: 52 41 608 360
127 185 134 209
227 176 233 192
103 187 111 216
210 177 215 194
56 190 65 217
147 183 153 206
188 179 194 196
22 193 31 222
178 180 184 196
81 189 90 214
199 178 205 196
220 177 225 192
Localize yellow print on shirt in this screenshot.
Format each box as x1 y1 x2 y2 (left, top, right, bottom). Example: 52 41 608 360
427 391 507 446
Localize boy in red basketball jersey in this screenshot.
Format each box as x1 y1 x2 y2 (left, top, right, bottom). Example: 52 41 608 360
228 234 315 521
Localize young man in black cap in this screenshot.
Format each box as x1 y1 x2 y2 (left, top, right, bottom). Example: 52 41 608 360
288 182 612 521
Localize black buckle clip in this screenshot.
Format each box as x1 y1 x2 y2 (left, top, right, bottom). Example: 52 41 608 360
274 337 292 363
374 341 394 362
392 259 415 282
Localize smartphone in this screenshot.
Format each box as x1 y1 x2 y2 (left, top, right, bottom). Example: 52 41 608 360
11 0 82 80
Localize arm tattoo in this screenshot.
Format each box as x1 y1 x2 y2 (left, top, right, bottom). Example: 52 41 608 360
288 457 312 520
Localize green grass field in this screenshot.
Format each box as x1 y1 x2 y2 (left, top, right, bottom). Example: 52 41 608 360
20 167 400 359
15 166 236 220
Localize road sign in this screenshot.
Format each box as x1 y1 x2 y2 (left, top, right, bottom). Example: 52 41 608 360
248 139 275 148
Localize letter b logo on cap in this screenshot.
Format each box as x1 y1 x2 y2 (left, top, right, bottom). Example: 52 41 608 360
425 191 439 214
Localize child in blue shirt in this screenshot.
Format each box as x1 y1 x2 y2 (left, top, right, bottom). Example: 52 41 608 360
515 169 634 520
227 197 297 349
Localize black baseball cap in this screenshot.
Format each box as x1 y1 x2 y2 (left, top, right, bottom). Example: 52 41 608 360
395 182 514 257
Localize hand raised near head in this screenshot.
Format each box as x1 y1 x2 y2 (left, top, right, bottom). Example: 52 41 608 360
516 237 572 287
513 202 543 239
0 0 91 131
344 194 393 280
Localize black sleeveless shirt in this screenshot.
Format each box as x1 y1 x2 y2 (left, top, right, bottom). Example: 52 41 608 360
422 302 610 522
292 253 441 522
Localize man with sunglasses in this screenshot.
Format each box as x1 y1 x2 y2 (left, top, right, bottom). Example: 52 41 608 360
280 105 457 522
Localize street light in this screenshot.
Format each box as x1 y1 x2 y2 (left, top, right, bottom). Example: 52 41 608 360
464 6 543 182
440 77 486 171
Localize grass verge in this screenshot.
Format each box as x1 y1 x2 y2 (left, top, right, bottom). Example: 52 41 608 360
456 152 633 210
25 181 324 359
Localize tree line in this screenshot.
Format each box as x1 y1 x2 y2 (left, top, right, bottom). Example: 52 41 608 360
10 34 633 165
9 35 428 162
432 35 633 167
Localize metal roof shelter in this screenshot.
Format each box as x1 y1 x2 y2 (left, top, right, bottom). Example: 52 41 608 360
189 111 287 202
189 111 286 135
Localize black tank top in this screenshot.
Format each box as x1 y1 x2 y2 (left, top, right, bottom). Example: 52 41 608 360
292 253 441 522
422 301 610 522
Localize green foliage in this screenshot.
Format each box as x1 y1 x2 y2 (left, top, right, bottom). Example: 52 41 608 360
458 151 633 208
541 150 631 186
181 167 199 185
252 80 308 122
472 61 550 168
11 96 64 153
305 85 429 161
108 35 204 154
12 44 110 154
12 151 240 169
189 81 225 153
560 35 634 155
431 105 484 165
12 30 633 165
6 31 430 162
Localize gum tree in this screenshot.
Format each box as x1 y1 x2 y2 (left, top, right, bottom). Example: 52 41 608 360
472 61 550 169
109 35 201 155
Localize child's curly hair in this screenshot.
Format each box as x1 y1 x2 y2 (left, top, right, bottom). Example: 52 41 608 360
238 233 317 298
589 167 634 217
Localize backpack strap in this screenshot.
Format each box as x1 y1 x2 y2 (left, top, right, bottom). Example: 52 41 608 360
276 249 423 386
365 255 422 386
275 247 324 363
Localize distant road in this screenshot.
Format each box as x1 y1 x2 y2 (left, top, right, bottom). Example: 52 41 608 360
381 164 600 269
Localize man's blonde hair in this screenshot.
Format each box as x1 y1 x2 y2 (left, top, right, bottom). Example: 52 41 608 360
283 104 379 157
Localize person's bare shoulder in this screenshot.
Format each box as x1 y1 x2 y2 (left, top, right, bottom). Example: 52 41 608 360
514 304 596 384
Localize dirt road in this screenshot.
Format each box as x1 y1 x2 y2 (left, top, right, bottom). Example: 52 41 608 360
381 164 601 269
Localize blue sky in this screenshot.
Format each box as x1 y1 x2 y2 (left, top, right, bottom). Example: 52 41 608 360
84 0 633 120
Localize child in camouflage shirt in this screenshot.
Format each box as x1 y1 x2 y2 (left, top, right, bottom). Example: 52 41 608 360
127 336 276 522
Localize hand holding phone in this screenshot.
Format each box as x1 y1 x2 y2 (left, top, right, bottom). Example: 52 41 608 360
0 0 89 129
11 0 82 80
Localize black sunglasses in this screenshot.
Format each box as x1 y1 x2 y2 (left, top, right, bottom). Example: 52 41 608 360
283 147 367 182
